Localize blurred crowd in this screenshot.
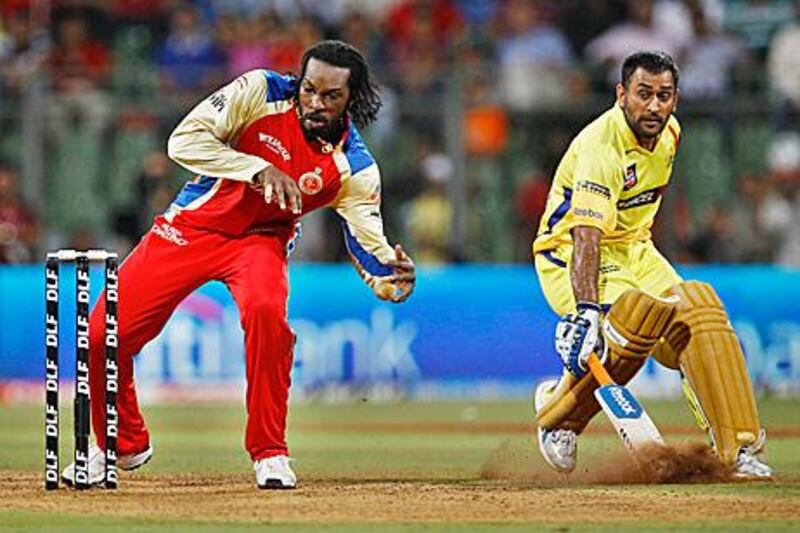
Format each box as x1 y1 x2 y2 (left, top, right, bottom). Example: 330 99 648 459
1 0 800 266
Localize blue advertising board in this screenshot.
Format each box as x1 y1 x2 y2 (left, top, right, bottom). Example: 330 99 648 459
1 264 799 400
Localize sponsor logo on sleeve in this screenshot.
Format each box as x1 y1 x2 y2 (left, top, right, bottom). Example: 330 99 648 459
208 91 227 112
577 180 611 199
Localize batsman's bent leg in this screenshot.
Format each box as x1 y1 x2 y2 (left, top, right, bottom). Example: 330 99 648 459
659 281 772 477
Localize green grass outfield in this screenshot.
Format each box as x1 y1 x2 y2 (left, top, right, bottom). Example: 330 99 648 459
1 397 799 530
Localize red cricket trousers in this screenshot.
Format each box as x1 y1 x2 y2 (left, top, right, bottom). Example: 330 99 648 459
87 216 294 461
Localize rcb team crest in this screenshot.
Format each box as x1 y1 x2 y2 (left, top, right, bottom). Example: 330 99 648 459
299 167 323 195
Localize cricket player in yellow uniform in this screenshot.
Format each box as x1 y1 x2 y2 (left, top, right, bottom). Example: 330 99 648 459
531 51 772 478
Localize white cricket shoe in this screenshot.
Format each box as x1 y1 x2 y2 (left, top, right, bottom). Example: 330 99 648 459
254 455 296 489
62 442 153 487
733 446 773 480
534 378 577 473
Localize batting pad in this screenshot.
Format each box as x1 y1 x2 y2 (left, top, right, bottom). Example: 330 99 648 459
661 281 761 464
537 289 678 432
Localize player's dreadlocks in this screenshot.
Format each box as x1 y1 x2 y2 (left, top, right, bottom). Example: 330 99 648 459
621 51 680 87
298 40 382 129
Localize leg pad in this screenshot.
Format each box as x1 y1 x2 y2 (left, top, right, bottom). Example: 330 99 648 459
660 281 761 464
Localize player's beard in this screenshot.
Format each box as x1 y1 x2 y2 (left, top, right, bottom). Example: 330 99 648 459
299 108 346 144
623 105 668 142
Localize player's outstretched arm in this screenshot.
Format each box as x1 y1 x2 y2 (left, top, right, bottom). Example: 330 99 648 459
331 164 415 303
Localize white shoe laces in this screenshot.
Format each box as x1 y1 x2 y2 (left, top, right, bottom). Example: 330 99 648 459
273 456 293 468
255 455 293 470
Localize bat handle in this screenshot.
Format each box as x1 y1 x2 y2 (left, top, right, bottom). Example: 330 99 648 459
587 352 614 386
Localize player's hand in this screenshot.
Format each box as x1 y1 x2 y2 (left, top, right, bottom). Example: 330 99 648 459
252 166 302 214
376 245 416 303
554 301 605 378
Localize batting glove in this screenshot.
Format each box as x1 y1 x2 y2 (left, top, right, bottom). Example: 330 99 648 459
554 301 605 378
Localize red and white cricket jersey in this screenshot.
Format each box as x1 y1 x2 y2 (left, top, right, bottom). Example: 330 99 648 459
164 69 395 282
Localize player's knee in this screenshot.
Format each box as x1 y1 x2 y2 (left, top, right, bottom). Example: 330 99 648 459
651 333 685 369
657 281 735 368
664 280 725 311
604 288 679 361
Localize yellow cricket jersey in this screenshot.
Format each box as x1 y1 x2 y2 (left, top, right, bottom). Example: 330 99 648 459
533 104 680 254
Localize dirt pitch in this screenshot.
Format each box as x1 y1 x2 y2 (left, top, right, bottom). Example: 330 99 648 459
2 469 799 528
2 401 799 529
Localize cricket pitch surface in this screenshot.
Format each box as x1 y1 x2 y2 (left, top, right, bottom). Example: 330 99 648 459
2 400 799 531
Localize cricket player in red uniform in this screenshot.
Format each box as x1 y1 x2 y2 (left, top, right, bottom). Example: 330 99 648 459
61 40 416 489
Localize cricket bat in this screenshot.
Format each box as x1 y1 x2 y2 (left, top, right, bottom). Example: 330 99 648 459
586 352 665 455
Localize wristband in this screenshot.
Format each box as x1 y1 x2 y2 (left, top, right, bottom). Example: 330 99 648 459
576 300 601 313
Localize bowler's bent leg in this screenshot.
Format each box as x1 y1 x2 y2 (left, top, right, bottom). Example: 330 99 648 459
88 222 215 454
225 234 294 461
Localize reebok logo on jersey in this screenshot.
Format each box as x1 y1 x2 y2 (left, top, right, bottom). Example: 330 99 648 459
259 133 291 162
573 207 604 220
152 222 189 246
